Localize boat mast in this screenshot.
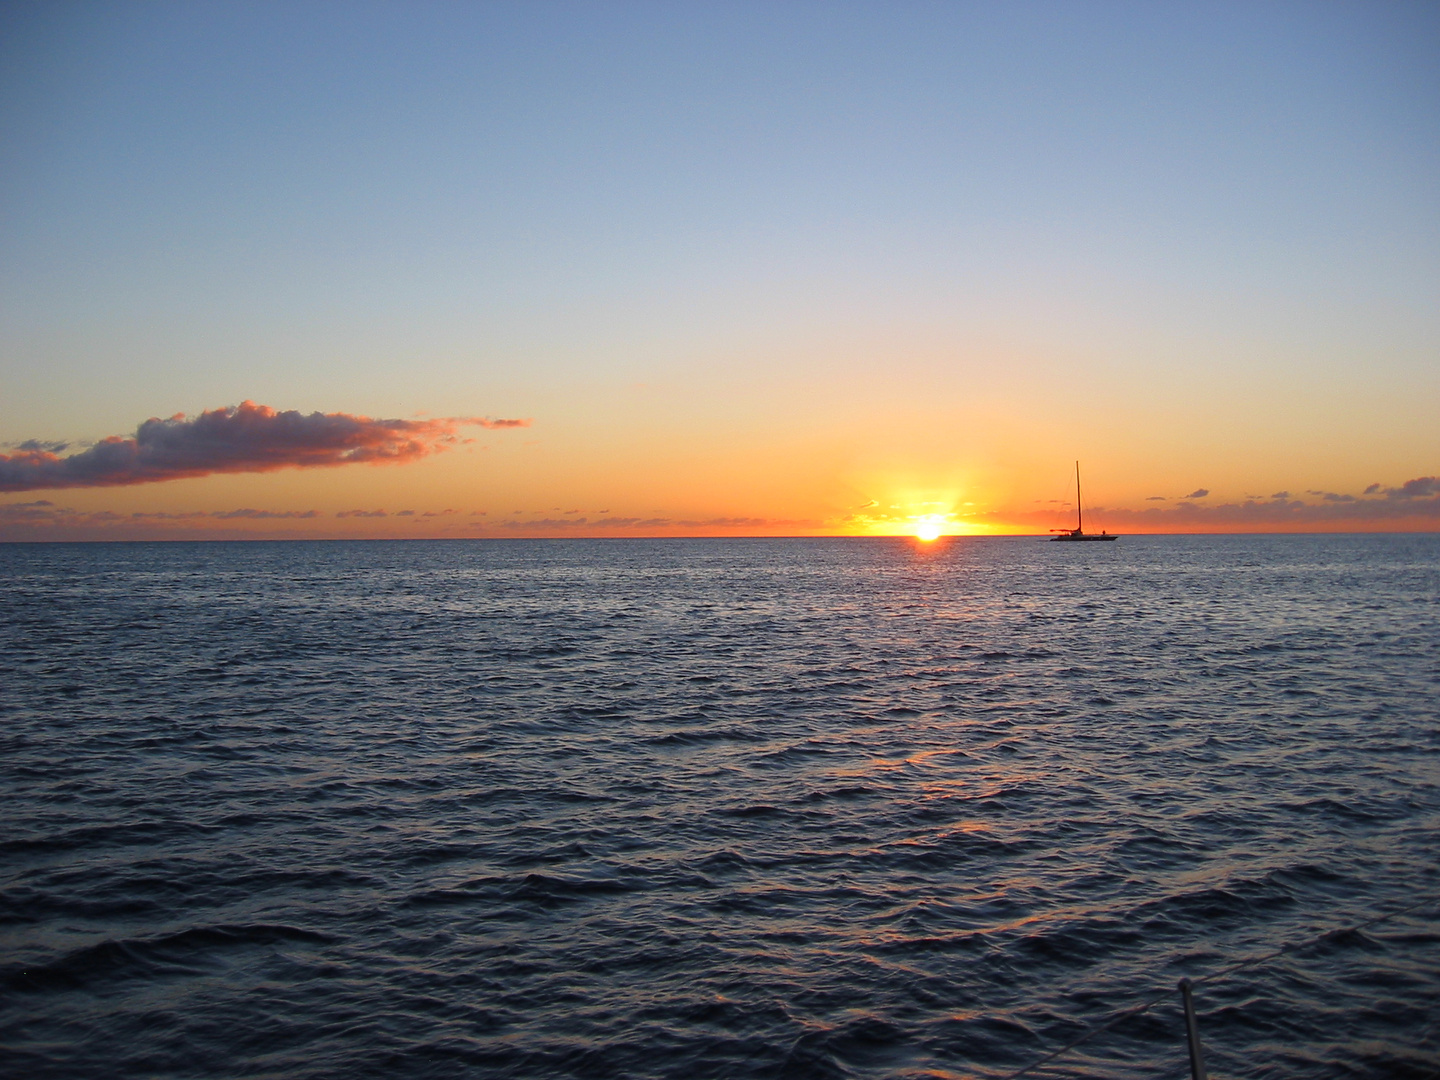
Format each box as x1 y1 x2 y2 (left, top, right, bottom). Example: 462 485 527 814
1075 460 1082 533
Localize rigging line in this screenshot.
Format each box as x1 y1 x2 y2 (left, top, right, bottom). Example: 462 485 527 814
998 987 1174 1080
996 894 1437 1080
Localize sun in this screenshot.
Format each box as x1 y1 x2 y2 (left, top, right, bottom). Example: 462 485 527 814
915 522 943 542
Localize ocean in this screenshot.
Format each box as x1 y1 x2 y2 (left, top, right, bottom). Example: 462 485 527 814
2 534 1437 1079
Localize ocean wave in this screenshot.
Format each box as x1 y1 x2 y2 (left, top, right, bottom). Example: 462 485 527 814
1 535 1437 1078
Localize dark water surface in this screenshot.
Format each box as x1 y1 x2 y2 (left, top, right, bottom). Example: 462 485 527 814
2 535 1438 1079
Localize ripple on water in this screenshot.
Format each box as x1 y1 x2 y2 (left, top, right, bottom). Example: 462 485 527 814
0 534 1437 1079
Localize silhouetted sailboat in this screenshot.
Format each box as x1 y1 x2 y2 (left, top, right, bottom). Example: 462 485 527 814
1050 461 1117 541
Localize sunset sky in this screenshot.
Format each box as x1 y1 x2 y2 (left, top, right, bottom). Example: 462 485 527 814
2 1 1437 540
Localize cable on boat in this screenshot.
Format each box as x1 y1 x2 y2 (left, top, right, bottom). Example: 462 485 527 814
997 893 1438 1080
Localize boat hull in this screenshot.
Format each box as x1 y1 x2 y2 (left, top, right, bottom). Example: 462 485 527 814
1050 533 1118 542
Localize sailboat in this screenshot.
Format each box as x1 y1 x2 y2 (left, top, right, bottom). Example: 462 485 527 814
1050 461 1118 541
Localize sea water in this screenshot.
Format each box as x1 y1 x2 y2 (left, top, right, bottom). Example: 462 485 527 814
2 535 1437 1079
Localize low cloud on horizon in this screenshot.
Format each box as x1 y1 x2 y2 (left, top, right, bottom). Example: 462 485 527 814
1007 476 1440 530
0 499 822 540
493 515 818 531
3 474 1437 540
0 499 325 537
1365 477 1439 499
0 401 529 493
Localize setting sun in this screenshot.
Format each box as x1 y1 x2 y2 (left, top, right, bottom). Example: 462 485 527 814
915 521 943 541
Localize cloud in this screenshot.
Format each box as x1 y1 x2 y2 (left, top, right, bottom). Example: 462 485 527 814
10 439 71 453
336 509 388 518
0 401 529 492
1183 489 1210 499
0 500 325 539
116 507 322 521
676 516 786 527
1271 491 1290 500
1307 477 1440 501
212 508 320 519
1368 476 1438 499
0 499 60 520
1001 492 1440 531
491 514 816 532
1146 496 1167 501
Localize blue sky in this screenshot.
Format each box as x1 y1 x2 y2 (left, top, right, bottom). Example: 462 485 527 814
1 1 1437 536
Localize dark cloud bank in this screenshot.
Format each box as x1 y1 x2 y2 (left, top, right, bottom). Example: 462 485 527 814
0 401 528 492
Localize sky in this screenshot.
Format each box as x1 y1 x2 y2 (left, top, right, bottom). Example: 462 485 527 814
1 0 1437 540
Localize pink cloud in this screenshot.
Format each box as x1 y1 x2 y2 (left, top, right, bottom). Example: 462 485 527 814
0 401 530 492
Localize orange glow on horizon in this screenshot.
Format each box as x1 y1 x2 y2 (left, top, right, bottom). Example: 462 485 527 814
2 450 1437 540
